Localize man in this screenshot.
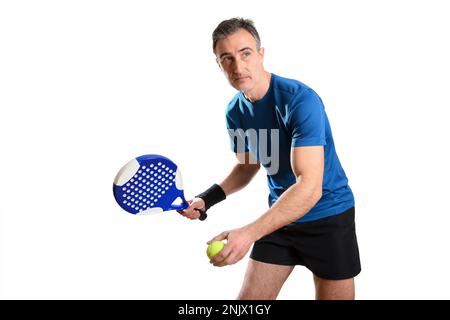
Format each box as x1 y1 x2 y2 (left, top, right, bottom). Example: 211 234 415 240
179 18 361 300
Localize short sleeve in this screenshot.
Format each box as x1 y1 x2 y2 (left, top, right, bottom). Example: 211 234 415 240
288 88 327 147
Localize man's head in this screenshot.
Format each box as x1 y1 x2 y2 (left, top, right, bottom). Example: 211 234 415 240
212 18 261 53
212 18 268 98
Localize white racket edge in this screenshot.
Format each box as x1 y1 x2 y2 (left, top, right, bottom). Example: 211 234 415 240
137 207 164 215
114 158 140 186
175 169 183 189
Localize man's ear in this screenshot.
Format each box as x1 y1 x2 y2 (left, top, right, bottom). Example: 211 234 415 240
259 47 265 59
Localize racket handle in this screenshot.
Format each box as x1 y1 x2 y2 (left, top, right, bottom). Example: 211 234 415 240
195 209 207 221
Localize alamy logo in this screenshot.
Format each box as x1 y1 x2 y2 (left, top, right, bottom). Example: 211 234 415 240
228 128 280 175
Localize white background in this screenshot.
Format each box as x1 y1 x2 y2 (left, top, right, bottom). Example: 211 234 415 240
1 0 449 300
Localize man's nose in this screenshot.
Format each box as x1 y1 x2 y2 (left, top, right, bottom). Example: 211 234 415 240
233 56 245 74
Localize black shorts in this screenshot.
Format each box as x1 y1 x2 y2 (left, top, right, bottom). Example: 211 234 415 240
250 207 361 280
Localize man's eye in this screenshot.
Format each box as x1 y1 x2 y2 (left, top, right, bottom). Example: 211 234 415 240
221 56 233 63
242 51 251 57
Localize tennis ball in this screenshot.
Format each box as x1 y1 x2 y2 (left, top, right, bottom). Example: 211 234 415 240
206 241 225 259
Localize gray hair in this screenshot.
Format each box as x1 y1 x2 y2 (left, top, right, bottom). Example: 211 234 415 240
212 18 261 53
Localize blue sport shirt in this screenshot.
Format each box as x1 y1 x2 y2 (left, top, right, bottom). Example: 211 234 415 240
225 73 354 223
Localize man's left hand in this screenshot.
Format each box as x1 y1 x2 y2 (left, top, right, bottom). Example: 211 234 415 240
207 227 257 267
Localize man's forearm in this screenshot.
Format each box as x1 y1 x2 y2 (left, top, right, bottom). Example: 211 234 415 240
219 163 260 196
245 180 322 241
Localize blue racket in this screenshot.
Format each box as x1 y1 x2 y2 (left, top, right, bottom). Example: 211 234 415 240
113 154 207 220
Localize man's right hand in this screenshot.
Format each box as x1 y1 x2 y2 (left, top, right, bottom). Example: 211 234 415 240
177 198 206 220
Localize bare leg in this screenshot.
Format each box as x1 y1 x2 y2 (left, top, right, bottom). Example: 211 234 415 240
313 274 355 300
237 259 294 300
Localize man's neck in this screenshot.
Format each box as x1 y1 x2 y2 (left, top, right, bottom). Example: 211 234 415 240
244 71 271 103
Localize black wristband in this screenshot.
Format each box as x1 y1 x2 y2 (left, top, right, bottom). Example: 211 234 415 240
195 184 226 211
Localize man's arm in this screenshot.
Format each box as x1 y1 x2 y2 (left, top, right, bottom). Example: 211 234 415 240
246 146 323 239
179 152 260 219
209 146 324 266
219 152 260 196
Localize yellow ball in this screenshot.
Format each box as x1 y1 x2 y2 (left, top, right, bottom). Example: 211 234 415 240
206 241 225 259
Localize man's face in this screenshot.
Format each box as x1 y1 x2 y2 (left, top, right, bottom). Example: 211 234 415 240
215 28 265 93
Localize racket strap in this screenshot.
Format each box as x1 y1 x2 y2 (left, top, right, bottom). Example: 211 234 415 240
196 184 226 211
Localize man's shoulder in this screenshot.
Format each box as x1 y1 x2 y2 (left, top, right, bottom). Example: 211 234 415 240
272 74 322 107
225 92 243 115
272 73 310 97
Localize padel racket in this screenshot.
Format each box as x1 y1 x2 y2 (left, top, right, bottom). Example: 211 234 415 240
113 154 207 220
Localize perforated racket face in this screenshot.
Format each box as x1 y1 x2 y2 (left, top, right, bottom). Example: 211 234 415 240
113 155 188 215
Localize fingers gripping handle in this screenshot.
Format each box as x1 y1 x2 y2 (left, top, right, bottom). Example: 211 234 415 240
195 208 208 221
172 200 207 221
